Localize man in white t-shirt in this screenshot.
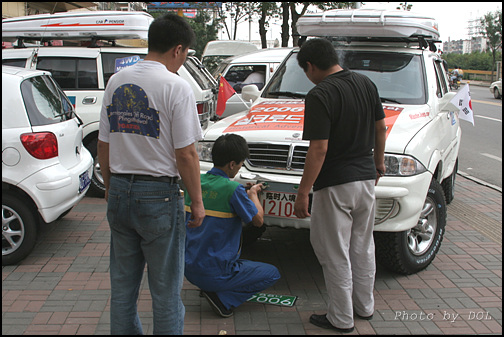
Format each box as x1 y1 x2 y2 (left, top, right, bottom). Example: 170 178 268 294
98 13 205 335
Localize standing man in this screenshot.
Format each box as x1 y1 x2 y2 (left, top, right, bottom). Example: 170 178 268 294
98 13 205 335
294 38 386 333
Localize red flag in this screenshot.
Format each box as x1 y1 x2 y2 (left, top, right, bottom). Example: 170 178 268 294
216 76 236 117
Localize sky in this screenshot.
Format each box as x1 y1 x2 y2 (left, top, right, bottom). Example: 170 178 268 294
225 2 502 46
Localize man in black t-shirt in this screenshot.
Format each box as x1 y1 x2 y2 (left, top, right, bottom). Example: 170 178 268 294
294 38 386 333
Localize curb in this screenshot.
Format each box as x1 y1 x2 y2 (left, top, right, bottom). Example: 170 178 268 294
457 170 502 193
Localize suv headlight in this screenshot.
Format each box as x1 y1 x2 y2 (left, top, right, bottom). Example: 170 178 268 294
197 141 214 162
384 154 427 176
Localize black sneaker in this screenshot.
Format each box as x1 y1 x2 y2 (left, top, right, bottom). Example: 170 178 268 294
201 291 233 318
355 312 373 320
309 314 354 333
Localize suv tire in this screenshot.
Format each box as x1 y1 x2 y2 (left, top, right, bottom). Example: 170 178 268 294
374 179 447 275
2 193 38 265
86 138 106 198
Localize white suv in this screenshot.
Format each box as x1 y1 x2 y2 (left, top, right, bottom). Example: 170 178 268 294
2 66 93 265
197 9 461 275
2 47 217 197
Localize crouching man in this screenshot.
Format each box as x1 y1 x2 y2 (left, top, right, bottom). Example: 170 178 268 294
184 134 281 317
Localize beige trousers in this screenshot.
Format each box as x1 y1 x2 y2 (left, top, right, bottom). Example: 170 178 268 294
310 180 376 329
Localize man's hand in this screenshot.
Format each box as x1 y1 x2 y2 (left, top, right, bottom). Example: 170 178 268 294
294 192 311 219
187 202 205 228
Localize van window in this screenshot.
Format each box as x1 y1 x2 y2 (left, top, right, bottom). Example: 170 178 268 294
37 57 98 90
101 52 146 86
20 75 75 126
184 57 215 90
2 58 27 68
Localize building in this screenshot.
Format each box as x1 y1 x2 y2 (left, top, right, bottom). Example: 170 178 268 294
443 36 488 54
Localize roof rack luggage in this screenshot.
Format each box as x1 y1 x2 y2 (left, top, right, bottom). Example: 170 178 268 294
2 11 153 44
297 9 440 50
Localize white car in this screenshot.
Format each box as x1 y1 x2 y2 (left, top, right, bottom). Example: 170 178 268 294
197 9 461 275
489 79 502 99
2 66 93 265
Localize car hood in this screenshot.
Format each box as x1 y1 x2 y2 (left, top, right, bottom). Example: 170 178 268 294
203 98 433 154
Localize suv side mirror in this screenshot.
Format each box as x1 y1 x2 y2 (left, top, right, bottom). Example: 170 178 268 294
439 92 458 111
242 84 260 103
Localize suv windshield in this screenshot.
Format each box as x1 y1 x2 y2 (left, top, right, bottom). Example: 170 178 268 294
264 50 426 104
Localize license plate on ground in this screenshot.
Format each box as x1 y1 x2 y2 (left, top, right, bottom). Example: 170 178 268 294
79 170 91 194
259 182 298 219
247 293 297 307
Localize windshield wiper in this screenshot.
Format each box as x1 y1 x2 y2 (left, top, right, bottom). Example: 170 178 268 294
380 97 401 104
268 91 306 99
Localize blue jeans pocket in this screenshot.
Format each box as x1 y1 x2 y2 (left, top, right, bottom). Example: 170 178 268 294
136 195 174 235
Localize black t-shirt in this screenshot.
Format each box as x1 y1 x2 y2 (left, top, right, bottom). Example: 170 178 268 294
303 68 385 191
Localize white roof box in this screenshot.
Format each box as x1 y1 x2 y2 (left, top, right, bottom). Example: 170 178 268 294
297 9 439 40
2 11 153 42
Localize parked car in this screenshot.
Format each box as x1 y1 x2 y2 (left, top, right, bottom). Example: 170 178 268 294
213 48 293 118
202 40 259 75
196 9 462 275
489 78 502 99
2 65 93 265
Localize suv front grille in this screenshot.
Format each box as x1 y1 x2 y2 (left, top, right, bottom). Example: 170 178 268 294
247 143 308 171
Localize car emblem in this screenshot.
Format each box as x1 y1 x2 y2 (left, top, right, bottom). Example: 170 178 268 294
292 133 300 138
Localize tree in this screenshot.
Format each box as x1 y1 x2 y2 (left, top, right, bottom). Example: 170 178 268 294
480 10 502 81
187 11 218 58
215 2 251 40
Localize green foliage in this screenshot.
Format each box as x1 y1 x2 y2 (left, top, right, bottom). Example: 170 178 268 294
443 50 502 72
187 11 218 58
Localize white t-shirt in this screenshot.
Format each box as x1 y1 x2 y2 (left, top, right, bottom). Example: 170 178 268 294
98 60 203 178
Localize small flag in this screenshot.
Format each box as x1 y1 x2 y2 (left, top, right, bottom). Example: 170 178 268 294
216 76 236 117
450 84 474 126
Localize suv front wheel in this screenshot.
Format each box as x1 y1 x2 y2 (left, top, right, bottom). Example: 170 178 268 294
374 179 447 275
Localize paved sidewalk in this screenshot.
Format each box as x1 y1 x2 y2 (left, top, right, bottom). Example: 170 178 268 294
2 175 502 335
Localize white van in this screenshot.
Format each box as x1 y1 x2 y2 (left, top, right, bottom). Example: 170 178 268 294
213 48 293 118
2 11 217 197
201 40 258 74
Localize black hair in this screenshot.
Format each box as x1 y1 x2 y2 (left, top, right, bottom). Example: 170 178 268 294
297 38 339 72
148 13 195 54
212 134 249 167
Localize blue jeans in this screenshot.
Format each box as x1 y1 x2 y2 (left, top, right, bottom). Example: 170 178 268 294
107 175 186 335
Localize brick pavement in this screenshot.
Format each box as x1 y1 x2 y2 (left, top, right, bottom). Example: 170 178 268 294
2 174 502 335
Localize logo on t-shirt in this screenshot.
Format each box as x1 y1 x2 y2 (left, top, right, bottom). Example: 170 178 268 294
107 84 160 139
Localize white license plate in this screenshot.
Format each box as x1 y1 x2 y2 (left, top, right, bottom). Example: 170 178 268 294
260 190 298 218
79 170 91 194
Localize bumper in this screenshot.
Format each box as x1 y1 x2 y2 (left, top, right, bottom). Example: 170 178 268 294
199 161 432 232
18 148 93 223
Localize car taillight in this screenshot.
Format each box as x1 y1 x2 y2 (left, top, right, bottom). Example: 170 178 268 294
20 132 58 159
197 101 210 115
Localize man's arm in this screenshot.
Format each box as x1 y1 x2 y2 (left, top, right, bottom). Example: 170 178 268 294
246 183 265 227
97 140 111 200
374 118 387 185
175 143 205 228
294 139 328 218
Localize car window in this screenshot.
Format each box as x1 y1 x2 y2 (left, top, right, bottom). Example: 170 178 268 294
264 54 314 98
203 55 230 75
36 57 98 90
184 57 215 90
2 58 27 67
265 51 426 104
101 52 146 86
434 60 449 97
20 75 75 126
